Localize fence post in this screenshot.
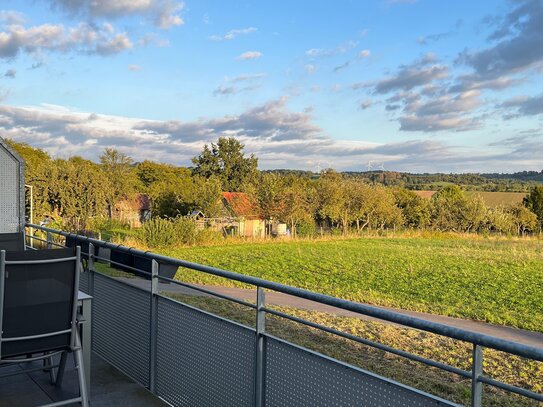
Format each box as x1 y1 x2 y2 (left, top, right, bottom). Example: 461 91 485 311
149 259 159 393
46 231 53 249
255 287 266 407
471 344 483 407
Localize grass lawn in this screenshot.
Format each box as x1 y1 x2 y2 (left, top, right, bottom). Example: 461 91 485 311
159 236 543 332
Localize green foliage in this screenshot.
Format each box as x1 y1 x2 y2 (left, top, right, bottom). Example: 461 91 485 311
192 137 259 192
296 219 317 237
164 236 543 333
278 176 317 237
393 188 430 228
139 217 179 247
342 170 542 193
523 186 543 230
8 138 542 240
254 172 285 220
431 186 488 232
99 148 141 217
138 216 221 247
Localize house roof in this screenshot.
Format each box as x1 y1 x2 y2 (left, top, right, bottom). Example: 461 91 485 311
221 192 260 219
115 193 151 211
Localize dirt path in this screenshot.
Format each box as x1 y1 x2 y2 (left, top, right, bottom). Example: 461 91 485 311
116 277 543 349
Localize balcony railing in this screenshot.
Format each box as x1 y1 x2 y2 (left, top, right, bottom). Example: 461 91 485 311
26 223 543 407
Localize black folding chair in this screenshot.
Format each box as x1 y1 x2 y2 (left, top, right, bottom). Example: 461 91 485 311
0 232 24 251
0 247 89 407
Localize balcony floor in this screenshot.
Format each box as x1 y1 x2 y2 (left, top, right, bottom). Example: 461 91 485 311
0 353 168 406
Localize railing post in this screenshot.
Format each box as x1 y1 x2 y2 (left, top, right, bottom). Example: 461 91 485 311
88 243 95 272
88 243 95 296
255 287 266 407
471 344 483 407
149 259 159 393
46 231 53 249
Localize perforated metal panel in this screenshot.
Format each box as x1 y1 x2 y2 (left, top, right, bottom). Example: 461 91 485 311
0 140 24 233
264 336 460 407
155 296 256 407
92 273 151 387
79 270 90 294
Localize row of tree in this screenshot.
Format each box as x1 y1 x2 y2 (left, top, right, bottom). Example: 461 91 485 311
8 138 543 237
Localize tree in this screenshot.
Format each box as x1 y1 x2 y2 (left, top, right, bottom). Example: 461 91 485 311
254 172 285 221
523 186 543 231
7 140 56 221
510 204 538 236
316 170 348 233
54 157 110 230
430 185 487 233
487 206 515 235
192 137 258 192
393 188 430 229
99 148 140 218
279 176 316 237
193 176 223 218
353 183 402 231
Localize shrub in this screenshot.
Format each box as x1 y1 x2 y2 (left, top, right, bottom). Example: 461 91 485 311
296 220 317 237
173 217 199 245
139 217 178 247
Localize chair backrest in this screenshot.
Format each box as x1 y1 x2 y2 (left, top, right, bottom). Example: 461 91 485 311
0 247 80 358
65 234 90 261
0 232 24 251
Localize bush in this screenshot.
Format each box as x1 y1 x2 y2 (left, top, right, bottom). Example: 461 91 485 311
296 220 317 237
139 216 223 247
139 217 178 247
173 217 199 245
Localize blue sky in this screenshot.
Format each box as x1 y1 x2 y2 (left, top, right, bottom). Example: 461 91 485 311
0 0 542 172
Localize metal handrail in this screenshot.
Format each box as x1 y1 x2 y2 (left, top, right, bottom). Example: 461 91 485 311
27 223 543 361
25 223 543 405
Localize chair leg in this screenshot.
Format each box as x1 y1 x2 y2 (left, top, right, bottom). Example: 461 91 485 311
74 332 89 407
45 355 57 384
55 352 68 388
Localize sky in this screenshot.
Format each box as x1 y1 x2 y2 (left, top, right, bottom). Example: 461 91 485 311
0 0 542 173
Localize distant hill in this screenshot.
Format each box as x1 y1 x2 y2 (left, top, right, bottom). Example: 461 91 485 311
482 171 543 182
266 169 543 193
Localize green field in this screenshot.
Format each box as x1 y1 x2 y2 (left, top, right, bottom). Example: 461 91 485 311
160 236 543 332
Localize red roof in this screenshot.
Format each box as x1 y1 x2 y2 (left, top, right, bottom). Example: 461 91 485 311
222 192 260 219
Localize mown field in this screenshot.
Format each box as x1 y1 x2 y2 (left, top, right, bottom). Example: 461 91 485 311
414 190 527 207
160 236 543 332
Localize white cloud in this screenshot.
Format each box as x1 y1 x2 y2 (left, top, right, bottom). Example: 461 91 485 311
305 40 357 58
225 73 266 82
209 27 256 41
237 51 262 60
128 64 142 71
48 0 185 29
0 22 133 59
2 101 539 172
359 49 370 58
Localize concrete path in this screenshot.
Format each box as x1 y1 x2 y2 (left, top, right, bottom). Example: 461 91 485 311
116 277 543 350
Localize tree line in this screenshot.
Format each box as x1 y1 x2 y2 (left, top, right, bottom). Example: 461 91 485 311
8 137 543 238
